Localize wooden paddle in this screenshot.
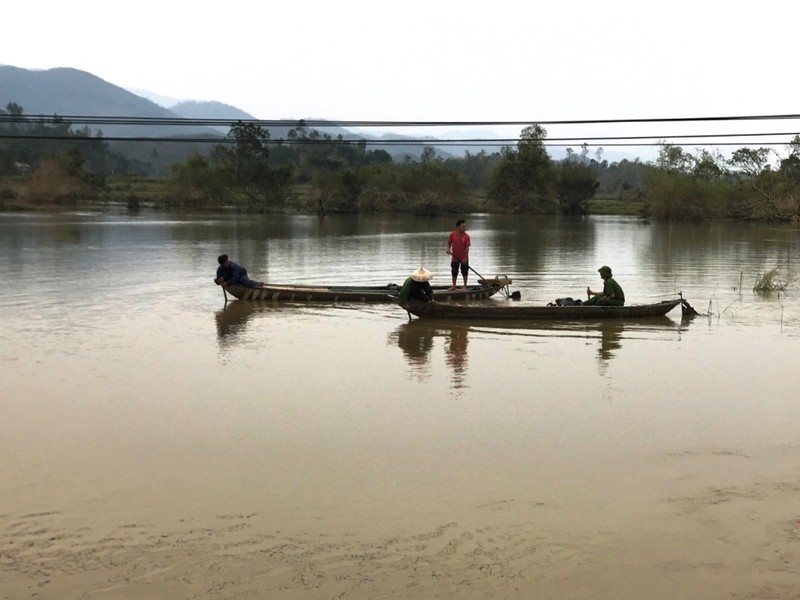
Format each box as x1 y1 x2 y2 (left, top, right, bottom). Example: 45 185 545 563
465 264 484 281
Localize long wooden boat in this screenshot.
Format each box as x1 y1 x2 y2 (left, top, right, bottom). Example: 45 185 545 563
223 280 509 302
403 297 692 320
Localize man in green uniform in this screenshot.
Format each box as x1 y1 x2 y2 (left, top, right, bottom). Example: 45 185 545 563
585 265 625 306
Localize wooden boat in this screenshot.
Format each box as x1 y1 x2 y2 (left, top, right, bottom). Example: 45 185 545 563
223 278 510 302
403 297 693 320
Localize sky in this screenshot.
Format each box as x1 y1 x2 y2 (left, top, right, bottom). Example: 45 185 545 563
3 0 799 161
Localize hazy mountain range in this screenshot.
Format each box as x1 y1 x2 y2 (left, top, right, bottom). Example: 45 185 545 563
0 65 353 140
0 65 462 155
1 65 641 164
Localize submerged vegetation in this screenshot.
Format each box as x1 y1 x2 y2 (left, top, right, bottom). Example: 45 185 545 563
3 102 800 221
752 268 796 293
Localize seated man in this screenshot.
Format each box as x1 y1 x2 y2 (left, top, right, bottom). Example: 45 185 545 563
214 254 264 288
399 267 435 309
585 265 625 306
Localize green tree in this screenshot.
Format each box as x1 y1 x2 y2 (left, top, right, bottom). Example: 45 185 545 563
692 149 725 181
307 169 361 215
0 104 127 178
211 121 293 210
5 102 23 116
169 152 229 208
728 147 796 219
443 150 502 191
645 168 727 220
779 136 800 185
487 124 557 213
645 144 730 220
656 143 695 174
557 161 599 214
397 151 471 215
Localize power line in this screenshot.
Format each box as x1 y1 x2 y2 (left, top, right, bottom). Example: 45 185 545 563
2 112 798 149
1 132 797 148
2 113 800 128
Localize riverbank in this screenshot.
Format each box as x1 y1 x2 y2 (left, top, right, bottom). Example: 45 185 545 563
1 174 646 216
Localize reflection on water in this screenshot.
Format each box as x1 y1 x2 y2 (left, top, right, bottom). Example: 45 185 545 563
213 301 301 354
590 317 689 373
389 322 471 388
597 320 624 363
390 322 436 377
215 301 260 350
444 327 469 389
391 316 695 383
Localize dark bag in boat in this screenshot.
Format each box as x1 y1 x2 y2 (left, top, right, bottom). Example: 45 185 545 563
548 297 582 306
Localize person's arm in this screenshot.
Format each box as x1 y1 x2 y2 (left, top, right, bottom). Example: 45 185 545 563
446 232 453 256
586 286 604 297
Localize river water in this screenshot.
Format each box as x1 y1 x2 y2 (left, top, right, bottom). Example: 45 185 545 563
1 211 799 599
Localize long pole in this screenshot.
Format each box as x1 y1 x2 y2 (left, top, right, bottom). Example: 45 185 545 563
468 264 488 282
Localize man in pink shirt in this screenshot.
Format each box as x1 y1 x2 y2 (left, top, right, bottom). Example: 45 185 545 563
446 219 471 289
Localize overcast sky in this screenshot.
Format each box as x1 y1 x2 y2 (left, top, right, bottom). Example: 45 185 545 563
3 0 798 160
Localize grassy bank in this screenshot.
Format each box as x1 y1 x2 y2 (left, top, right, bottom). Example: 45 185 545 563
586 196 647 216
3 174 647 217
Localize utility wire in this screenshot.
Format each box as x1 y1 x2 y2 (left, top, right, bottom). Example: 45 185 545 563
0 133 797 147
2 113 800 128
1 113 798 147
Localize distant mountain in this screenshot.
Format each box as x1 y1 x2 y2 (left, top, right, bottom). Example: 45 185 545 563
0 65 221 140
170 100 254 122
170 101 380 149
126 88 185 109
7 65 635 165
167 100 293 138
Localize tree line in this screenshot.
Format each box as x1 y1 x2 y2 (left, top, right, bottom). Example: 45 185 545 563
2 102 800 220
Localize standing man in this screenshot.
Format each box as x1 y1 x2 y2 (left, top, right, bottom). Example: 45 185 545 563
446 219 471 289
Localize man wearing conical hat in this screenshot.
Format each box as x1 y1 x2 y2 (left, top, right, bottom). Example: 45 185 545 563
585 265 625 306
399 267 435 309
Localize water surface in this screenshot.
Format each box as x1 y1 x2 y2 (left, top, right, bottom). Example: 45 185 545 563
1 211 799 599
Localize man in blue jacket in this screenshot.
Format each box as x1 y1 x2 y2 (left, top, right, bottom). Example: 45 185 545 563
214 254 264 288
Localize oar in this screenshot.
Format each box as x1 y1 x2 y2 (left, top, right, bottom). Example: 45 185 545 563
468 264 489 283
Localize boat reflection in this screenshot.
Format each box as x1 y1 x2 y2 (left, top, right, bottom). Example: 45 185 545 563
477 315 691 363
214 300 291 352
391 316 693 380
